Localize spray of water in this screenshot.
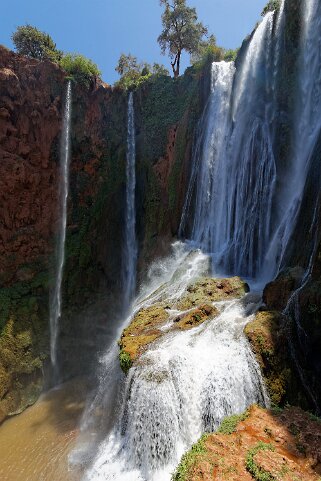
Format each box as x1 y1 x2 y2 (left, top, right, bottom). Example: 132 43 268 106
78 245 268 481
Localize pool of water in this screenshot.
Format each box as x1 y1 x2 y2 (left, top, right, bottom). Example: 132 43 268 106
0 379 87 481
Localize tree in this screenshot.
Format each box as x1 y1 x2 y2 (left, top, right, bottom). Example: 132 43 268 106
190 34 223 64
261 0 281 16
12 24 62 62
115 53 141 77
152 63 170 76
115 54 169 89
158 0 208 78
59 54 101 88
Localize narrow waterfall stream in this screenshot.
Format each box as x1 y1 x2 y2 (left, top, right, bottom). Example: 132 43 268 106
50 80 72 380
121 91 138 310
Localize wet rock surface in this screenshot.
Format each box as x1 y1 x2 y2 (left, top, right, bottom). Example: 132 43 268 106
119 276 248 369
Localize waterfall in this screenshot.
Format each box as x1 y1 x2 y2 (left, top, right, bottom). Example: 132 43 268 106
50 80 72 379
72 2 321 479
121 92 138 311
78 245 268 481
279 0 321 413
265 0 321 276
181 12 278 285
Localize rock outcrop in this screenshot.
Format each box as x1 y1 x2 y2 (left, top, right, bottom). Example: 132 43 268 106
173 405 321 481
119 276 249 372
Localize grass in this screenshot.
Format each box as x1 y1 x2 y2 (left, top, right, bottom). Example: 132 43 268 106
172 433 209 481
246 442 276 481
217 410 249 435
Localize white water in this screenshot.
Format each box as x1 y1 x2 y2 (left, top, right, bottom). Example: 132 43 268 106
77 244 268 481
181 13 277 286
50 80 72 377
121 92 138 310
265 0 321 276
74 3 321 479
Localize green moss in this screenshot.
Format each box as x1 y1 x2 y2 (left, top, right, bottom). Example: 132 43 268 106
172 433 209 481
246 442 276 481
119 350 132 374
217 410 249 435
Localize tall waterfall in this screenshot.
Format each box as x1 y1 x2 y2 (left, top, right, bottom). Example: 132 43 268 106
50 80 72 378
121 92 138 310
266 0 321 275
73 2 321 480
181 12 278 285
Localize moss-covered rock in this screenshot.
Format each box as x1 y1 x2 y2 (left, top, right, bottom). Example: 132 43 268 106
119 276 248 373
177 277 249 310
244 311 306 407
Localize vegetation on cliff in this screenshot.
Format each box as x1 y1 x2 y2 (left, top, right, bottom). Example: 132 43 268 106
11 24 101 87
172 405 321 481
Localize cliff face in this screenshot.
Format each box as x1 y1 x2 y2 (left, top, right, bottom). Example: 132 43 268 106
0 46 208 420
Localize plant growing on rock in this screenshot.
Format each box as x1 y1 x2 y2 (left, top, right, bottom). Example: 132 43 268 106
12 24 63 62
261 0 281 16
59 53 101 88
158 0 208 77
115 53 169 89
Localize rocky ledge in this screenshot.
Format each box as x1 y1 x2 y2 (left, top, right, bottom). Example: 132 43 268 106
173 404 321 481
118 276 249 373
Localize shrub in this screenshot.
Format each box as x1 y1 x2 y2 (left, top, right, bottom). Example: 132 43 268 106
223 48 239 62
12 24 62 62
59 53 101 87
119 350 132 374
261 0 281 16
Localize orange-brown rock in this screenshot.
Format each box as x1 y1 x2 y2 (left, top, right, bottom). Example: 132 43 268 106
175 405 321 481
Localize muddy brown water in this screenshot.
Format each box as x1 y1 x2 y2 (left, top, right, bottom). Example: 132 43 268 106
0 379 87 481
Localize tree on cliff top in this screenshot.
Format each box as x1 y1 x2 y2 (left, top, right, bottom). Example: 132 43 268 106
115 53 169 89
158 0 208 77
12 25 62 62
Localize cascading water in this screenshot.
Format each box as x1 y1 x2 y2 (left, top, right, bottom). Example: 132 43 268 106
181 12 279 285
279 0 321 413
77 244 268 481
72 3 321 479
50 80 72 378
121 91 138 311
265 0 321 276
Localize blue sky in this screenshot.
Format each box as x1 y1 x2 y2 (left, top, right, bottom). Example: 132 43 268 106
1 0 267 83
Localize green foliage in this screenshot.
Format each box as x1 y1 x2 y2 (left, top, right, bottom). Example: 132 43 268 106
115 53 169 89
59 53 101 87
246 442 276 481
191 35 224 65
217 410 249 434
119 350 132 374
261 0 281 16
158 0 208 77
172 433 209 481
12 24 63 61
223 48 239 62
